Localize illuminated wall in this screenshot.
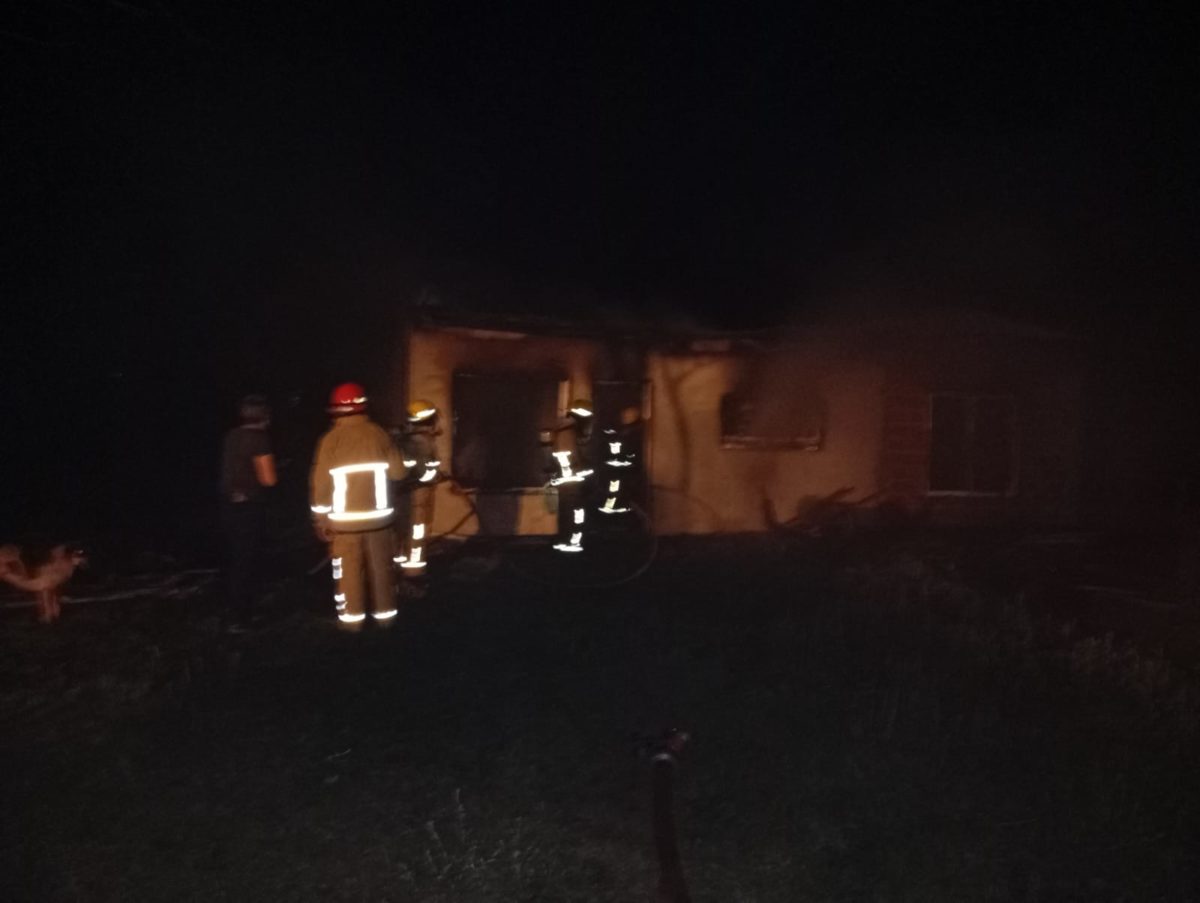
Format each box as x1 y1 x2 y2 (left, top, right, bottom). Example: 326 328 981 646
405 325 604 537
645 346 887 534
405 313 1084 537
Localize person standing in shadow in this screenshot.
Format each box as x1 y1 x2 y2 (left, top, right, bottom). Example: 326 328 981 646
220 394 277 633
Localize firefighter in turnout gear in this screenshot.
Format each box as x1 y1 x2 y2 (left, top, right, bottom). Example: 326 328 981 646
396 399 441 575
310 383 407 631
543 398 595 553
598 404 642 517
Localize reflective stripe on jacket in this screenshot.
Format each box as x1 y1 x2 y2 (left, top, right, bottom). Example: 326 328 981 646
310 414 407 531
401 430 441 484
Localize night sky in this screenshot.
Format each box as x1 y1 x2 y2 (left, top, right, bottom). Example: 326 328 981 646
2 2 1198 538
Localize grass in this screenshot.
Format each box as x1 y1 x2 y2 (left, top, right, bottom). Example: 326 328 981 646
2 533 1198 901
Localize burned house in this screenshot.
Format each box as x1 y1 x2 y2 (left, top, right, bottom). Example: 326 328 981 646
394 307 1085 537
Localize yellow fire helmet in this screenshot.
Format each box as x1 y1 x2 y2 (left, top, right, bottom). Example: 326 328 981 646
407 399 438 423
568 398 594 418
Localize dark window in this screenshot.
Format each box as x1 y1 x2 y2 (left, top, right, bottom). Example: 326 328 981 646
929 395 1016 493
720 391 824 450
452 372 562 490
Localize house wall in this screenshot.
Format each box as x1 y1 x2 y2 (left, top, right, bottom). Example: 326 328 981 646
878 330 1084 526
405 326 607 537
1079 362 1191 531
405 317 1085 538
645 346 887 534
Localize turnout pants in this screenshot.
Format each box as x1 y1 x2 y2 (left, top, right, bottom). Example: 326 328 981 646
400 484 436 572
553 483 588 552
330 527 397 629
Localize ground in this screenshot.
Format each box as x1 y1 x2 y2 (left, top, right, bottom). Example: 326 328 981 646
2 531 1199 902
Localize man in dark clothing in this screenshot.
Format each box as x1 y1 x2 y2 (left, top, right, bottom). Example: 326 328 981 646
220 394 277 632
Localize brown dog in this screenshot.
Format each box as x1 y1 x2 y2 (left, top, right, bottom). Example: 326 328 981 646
0 545 87 623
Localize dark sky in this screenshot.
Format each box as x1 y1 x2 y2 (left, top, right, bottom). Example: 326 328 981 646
6 3 1197 322
1 1 1198 534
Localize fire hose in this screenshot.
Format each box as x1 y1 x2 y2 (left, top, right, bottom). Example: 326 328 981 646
304 473 734 590
640 728 692 903
502 499 660 589
439 472 661 589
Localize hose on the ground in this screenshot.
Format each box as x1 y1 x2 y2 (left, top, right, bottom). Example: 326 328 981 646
502 501 660 589
431 472 661 589
305 475 720 590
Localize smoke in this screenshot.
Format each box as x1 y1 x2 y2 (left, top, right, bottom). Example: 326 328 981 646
778 129 1176 335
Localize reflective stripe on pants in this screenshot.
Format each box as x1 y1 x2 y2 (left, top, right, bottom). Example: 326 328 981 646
554 483 587 551
402 484 436 572
331 527 396 626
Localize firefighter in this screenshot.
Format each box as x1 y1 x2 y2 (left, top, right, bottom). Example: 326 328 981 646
310 382 407 631
597 404 642 517
543 398 595 553
396 399 442 576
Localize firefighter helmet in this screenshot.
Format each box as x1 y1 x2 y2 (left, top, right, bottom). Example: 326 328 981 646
407 399 438 423
568 398 593 418
328 382 368 415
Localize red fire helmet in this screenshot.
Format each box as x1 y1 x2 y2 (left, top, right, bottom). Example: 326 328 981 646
328 382 368 415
